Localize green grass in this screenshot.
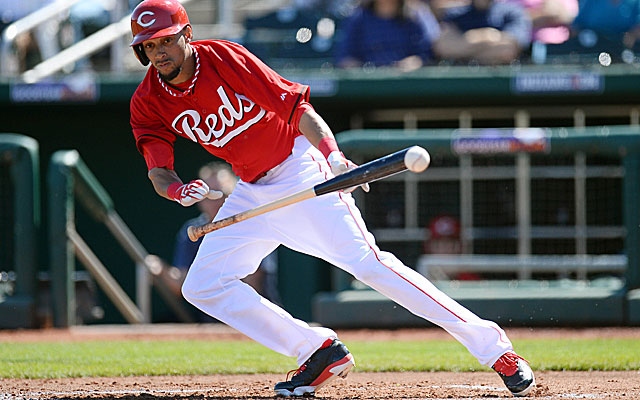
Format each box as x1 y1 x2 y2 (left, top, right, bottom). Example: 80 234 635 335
1 338 639 379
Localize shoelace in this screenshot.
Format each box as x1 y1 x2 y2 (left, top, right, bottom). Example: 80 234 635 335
284 339 334 381
492 352 528 377
286 363 307 381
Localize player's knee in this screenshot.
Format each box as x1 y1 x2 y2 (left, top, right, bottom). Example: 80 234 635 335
180 275 197 304
181 271 215 303
350 251 402 283
181 268 226 305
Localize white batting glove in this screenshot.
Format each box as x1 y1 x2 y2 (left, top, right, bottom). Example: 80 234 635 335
327 151 370 193
167 180 223 207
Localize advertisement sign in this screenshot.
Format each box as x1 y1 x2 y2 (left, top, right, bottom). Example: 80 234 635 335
512 72 603 94
11 73 99 103
452 128 550 154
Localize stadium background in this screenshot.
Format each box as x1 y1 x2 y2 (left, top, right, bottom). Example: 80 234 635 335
1 0 640 331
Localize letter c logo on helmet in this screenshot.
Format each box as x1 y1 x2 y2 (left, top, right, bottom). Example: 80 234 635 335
136 11 156 28
130 0 190 66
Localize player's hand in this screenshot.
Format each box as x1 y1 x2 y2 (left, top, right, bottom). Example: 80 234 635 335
327 151 370 193
167 180 223 207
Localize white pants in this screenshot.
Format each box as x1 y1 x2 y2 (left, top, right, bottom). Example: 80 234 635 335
182 136 513 366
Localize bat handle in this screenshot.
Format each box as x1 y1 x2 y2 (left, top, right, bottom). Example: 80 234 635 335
187 225 201 242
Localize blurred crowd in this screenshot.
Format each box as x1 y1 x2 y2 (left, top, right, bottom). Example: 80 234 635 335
0 0 138 73
247 0 640 69
2 0 640 74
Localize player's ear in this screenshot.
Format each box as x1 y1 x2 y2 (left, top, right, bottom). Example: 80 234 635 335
184 25 193 42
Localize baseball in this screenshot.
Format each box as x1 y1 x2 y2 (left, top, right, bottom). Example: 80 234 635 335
404 146 430 173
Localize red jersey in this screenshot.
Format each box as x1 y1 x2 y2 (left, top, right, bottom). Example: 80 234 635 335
130 40 314 182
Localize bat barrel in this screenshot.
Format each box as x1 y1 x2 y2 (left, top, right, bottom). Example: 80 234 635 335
313 147 411 196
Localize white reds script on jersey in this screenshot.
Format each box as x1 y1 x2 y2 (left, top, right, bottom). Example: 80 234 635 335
130 40 314 182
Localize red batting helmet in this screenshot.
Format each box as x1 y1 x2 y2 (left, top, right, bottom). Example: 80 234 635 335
428 215 460 239
130 0 190 66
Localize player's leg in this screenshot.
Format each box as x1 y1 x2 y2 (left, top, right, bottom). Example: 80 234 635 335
215 138 363 396
279 191 534 396
267 137 533 396
263 138 509 365
182 179 354 396
181 186 336 367
278 190 512 359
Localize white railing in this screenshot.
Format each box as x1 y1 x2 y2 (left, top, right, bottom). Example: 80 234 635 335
19 0 198 83
3 0 244 82
0 0 83 76
21 12 133 83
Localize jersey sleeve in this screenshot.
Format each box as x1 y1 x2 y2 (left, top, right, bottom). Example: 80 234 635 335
206 40 313 129
130 92 177 170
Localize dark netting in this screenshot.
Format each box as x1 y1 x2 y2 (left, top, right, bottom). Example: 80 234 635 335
473 179 517 228
586 177 623 226
362 151 625 272
366 181 405 229
418 180 460 228
531 178 575 226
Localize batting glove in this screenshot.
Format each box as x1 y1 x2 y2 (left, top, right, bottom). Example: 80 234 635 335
327 151 370 193
167 180 223 207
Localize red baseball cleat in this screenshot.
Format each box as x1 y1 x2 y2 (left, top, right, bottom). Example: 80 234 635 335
492 351 536 397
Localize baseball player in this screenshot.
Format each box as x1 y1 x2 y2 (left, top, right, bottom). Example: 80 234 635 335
128 0 535 396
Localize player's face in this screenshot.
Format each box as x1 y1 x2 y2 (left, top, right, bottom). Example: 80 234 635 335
142 29 191 82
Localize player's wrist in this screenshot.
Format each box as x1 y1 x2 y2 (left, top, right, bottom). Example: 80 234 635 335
318 137 340 159
166 182 183 201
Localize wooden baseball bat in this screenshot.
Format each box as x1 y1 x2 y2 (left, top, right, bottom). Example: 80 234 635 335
187 146 423 242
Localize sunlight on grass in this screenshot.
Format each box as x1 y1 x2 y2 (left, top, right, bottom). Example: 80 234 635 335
1 338 638 379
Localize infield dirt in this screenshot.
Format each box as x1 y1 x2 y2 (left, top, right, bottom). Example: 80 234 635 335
1 325 639 399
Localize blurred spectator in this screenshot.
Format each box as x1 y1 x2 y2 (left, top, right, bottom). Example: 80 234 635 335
69 0 111 46
292 0 360 19
571 0 640 49
67 0 140 71
334 0 436 71
423 215 481 280
412 0 443 41
173 162 281 308
68 0 106 71
423 215 462 255
0 0 61 72
432 0 532 65
502 0 578 44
